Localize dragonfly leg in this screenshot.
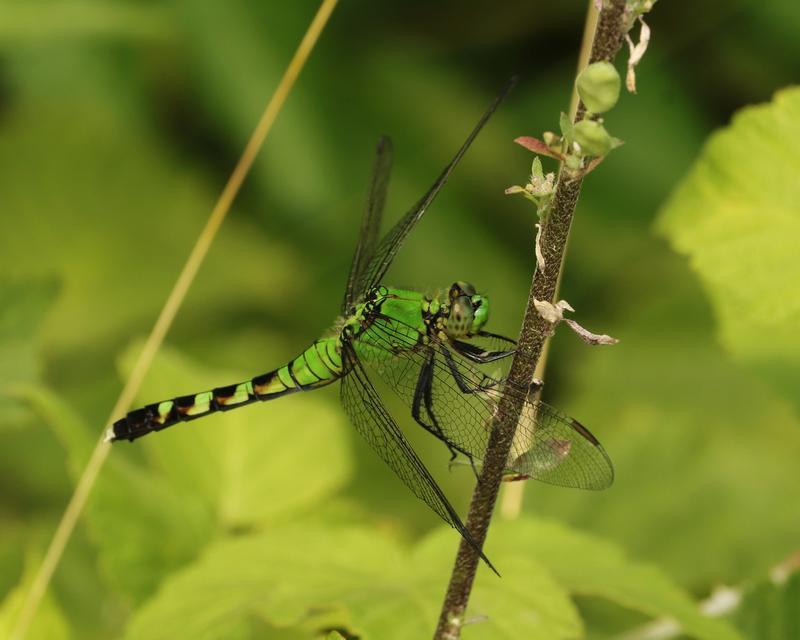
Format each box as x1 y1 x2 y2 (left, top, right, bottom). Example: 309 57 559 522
449 331 516 364
450 341 515 364
411 349 474 467
440 345 502 394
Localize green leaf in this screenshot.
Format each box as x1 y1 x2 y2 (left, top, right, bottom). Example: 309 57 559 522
26 341 352 603
122 526 399 640
731 569 800 640
531 156 544 180
657 87 800 407
534 229 800 588
0 278 57 428
0 553 70 640
576 61 621 114
484 518 743 640
559 111 574 144
414 531 582 640
23 385 214 603
123 524 581 640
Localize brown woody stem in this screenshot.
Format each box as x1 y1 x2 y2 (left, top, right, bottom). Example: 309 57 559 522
433 2 627 637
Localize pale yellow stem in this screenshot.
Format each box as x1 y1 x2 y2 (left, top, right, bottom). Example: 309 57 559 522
9 2 338 637
570 1 600 119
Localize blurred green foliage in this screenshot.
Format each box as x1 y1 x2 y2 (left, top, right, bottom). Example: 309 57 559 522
658 88 800 409
1 0 798 638
732 570 800 639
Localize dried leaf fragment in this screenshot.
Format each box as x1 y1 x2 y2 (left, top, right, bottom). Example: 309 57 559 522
534 298 618 345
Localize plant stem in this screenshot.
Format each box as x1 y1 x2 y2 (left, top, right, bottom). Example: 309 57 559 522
433 2 627 637
500 0 599 522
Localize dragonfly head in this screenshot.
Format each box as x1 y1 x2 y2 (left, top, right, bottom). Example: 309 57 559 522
446 281 490 337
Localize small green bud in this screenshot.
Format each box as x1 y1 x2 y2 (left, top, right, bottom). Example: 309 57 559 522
572 119 613 157
576 61 620 113
531 156 544 180
542 131 560 149
559 112 573 143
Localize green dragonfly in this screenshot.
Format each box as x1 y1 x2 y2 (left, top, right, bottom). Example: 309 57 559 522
108 82 613 568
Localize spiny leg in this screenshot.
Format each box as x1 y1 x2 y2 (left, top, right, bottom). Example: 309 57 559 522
449 341 514 365
410 349 467 464
449 331 516 365
450 339 543 397
424 369 480 478
441 345 503 394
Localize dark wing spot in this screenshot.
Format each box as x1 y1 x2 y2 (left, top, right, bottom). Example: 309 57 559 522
569 418 600 445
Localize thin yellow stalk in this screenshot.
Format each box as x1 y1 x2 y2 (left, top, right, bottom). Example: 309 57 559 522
9 2 338 637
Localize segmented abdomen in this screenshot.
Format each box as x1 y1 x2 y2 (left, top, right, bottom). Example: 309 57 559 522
109 337 342 442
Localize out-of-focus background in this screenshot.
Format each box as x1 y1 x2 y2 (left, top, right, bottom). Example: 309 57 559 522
1 1 798 638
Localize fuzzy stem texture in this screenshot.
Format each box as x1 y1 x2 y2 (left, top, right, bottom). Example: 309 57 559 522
433 2 627 638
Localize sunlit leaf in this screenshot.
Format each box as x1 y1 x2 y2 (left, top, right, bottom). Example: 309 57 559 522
23 385 214 603
657 87 800 408
524 241 800 588
482 518 743 640
26 341 352 602
123 524 580 640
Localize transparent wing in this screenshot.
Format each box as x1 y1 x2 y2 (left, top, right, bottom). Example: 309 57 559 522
357 78 516 296
342 137 394 313
356 316 614 490
338 335 494 569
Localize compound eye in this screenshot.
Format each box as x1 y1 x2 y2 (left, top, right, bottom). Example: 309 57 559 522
457 281 476 296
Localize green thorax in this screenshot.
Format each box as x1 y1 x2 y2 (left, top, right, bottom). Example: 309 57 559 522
344 287 434 340
343 282 490 344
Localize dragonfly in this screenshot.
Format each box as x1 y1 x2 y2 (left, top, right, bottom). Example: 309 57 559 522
108 81 613 569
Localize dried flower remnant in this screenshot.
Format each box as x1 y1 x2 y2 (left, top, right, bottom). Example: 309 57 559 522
534 223 545 271
625 17 651 92
534 298 619 345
